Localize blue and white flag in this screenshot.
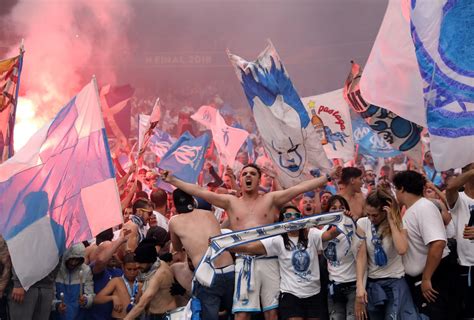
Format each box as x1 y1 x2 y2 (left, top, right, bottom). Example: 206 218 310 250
344 61 423 165
158 131 210 184
411 0 474 170
352 115 402 158
191 105 249 168
0 80 122 289
228 41 332 188
138 114 175 158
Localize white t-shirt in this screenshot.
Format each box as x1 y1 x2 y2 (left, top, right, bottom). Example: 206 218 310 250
449 192 474 266
357 217 405 279
323 216 357 283
402 197 449 277
261 228 323 298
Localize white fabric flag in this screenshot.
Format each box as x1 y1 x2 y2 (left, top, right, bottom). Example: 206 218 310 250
360 0 427 127
301 89 355 161
228 41 332 188
191 105 249 168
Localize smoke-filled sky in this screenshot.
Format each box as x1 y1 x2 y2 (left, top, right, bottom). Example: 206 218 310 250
0 0 388 148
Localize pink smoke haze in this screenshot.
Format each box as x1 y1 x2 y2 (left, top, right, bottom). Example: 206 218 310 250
9 0 133 150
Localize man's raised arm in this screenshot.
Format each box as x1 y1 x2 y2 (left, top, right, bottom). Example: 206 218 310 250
446 165 474 208
161 170 232 210
271 166 341 208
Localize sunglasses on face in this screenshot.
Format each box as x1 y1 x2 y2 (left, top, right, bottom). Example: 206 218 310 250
283 211 302 220
137 208 153 215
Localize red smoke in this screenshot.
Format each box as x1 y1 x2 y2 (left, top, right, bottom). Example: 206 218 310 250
7 0 133 150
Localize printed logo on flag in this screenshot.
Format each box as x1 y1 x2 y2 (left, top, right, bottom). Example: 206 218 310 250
173 145 203 166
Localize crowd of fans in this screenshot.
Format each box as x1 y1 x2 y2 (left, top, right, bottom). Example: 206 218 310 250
0 108 473 320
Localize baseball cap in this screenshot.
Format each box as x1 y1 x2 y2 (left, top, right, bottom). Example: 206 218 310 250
172 189 195 213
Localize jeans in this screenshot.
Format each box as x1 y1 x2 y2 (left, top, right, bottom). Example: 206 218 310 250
194 271 235 320
328 282 356 320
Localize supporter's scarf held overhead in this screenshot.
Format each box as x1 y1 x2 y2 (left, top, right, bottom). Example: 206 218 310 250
0 48 24 163
228 41 332 188
344 61 423 165
411 0 474 171
0 79 123 289
195 210 349 287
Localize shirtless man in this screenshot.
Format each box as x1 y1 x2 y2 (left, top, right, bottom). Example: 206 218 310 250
169 189 235 320
94 253 142 319
124 241 176 320
162 163 341 320
121 199 154 255
338 167 365 219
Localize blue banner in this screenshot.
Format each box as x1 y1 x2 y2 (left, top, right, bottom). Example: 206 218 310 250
158 131 210 184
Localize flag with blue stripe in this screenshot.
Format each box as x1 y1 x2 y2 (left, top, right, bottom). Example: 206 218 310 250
0 80 122 289
411 0 474 170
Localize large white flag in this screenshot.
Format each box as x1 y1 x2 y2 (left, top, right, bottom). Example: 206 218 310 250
191 105 249 168
411 0 474 170
228 41 332 188
360 0 427 127
301 89 355 161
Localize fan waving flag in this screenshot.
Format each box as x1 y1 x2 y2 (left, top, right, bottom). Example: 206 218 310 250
344 61 423 165
411 0 474 170
158 131 210 184
191 105 249 167
228 41 331 188
0 50 24 163
301 89 355 161
0 80 122 289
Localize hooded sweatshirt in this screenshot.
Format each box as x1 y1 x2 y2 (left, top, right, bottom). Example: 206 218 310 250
53 243 95 320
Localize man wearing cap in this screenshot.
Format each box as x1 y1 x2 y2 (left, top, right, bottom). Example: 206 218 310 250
169 189 235 320
124 241 176 320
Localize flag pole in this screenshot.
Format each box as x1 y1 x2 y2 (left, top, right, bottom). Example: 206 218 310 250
9 39 25 157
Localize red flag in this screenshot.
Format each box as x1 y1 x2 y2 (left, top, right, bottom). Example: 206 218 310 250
0 52 24 163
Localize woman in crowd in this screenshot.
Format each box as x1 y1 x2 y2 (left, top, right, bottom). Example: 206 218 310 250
230 205 339 320
324 195 357 320
354 189 422 320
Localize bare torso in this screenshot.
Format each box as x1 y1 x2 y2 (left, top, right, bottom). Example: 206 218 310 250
340 190 365 219
110 278 133 319
227 194 279 231
146 262 177 314
170 209 234 268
